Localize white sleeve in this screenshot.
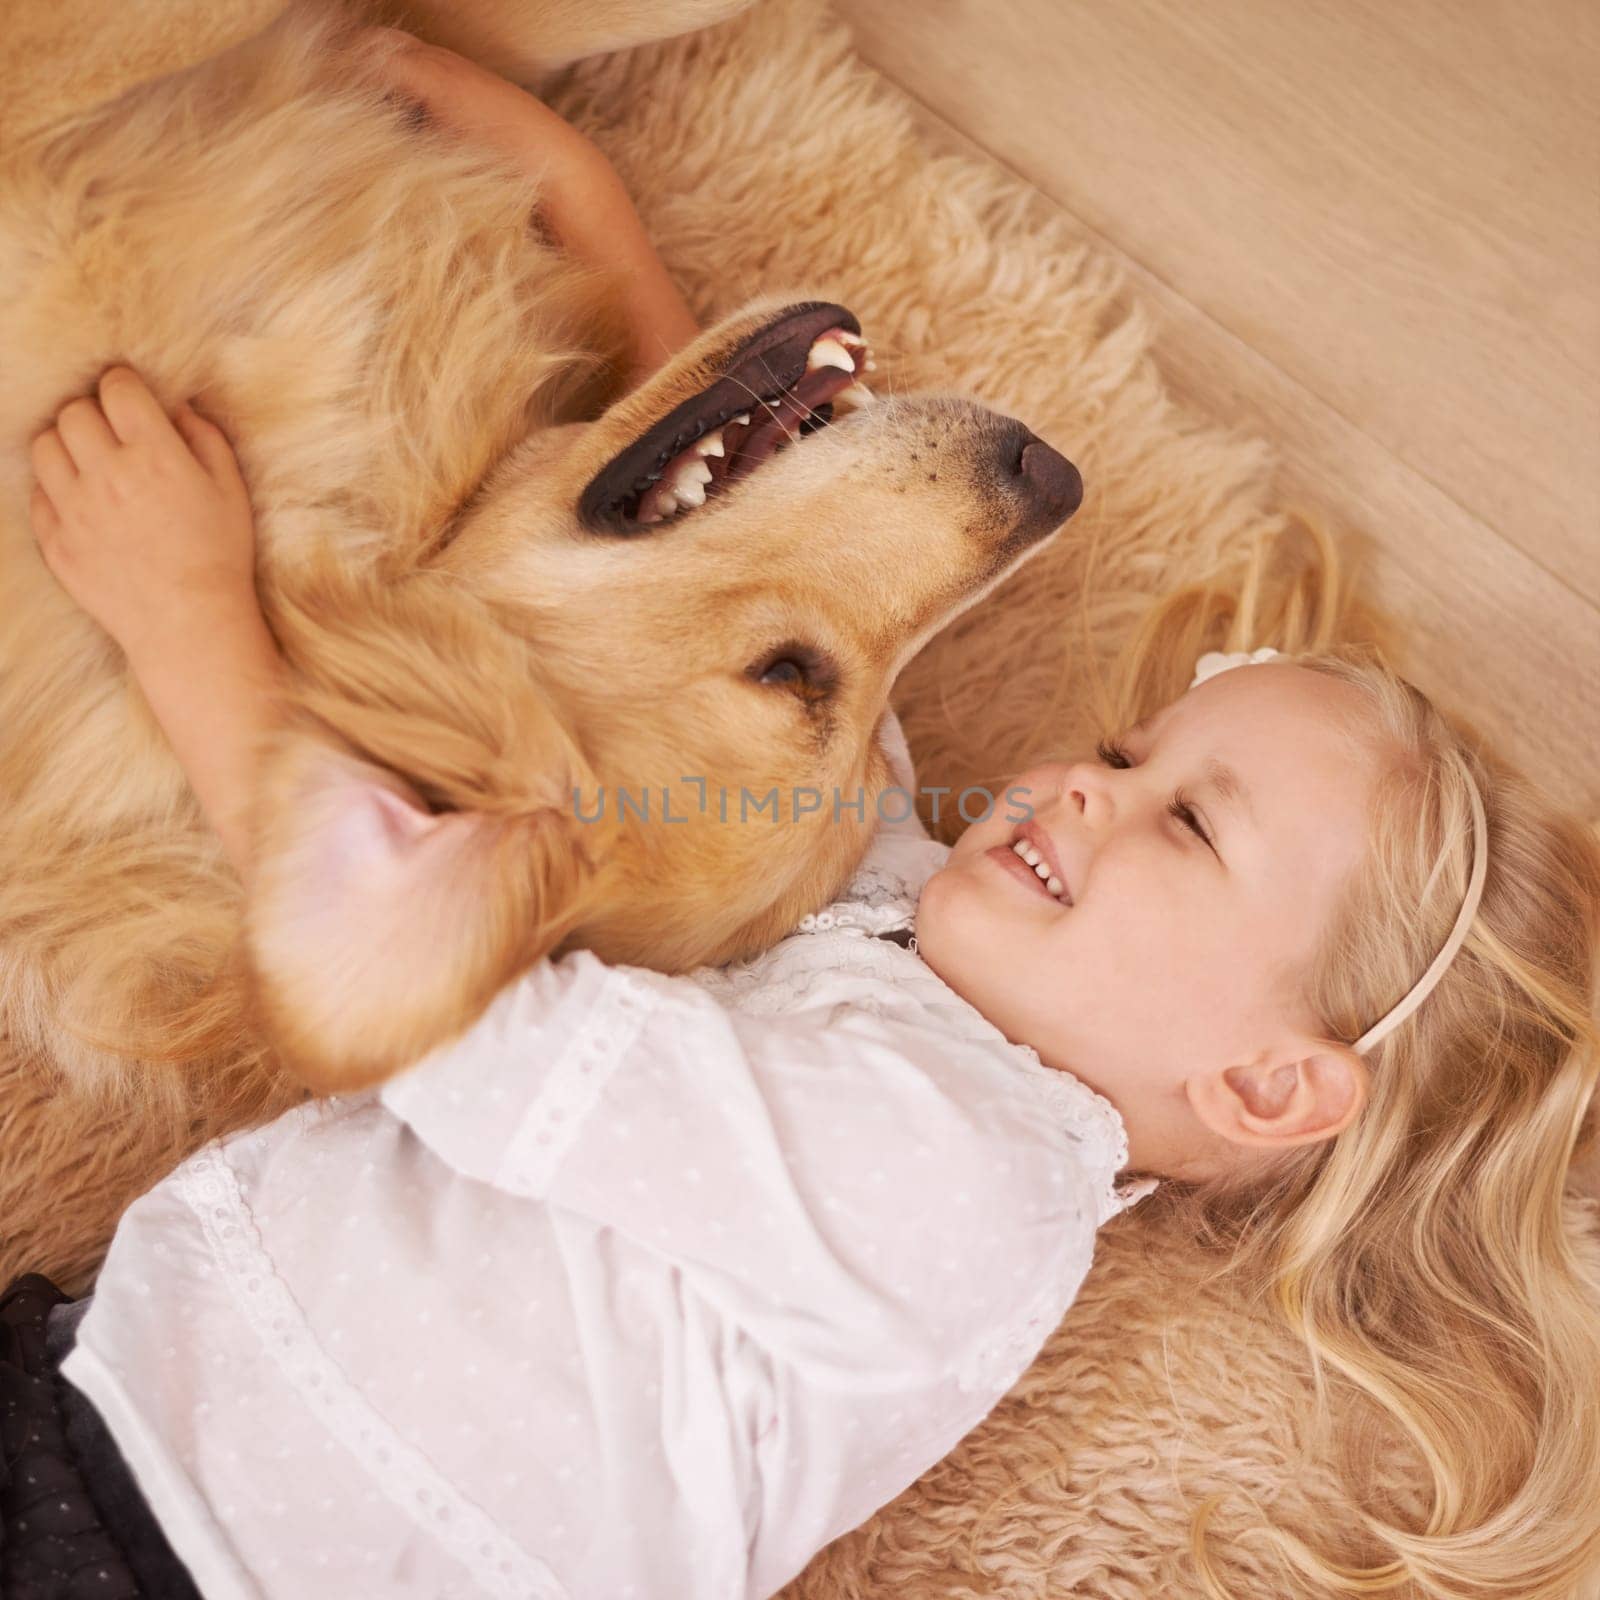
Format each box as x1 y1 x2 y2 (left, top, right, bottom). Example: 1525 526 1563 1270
379 948 1097 1380
376 947 653 1189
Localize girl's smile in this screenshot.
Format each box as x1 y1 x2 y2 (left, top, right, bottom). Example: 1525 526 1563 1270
916 660 1381 1181
984 840 1071 904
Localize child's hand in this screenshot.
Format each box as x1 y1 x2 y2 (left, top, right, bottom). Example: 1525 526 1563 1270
29 367 260 669
365 28 700 386
31 367 284 879
367 28 561 168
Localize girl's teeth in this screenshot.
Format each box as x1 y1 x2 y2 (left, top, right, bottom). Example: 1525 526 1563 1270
1011 838 1068 902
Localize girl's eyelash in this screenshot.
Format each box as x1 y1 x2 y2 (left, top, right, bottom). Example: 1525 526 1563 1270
1167 787 1213 850
1095 738 1215 851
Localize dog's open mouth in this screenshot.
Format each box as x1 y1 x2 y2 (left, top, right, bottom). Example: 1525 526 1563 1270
580 301 877 534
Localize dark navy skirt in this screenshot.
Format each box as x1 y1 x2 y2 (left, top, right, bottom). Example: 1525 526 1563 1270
0 1275 200 1600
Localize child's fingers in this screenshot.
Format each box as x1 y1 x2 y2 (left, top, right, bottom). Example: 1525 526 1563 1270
54 396 119 471
28 484 61 546
173 402 242 486
97 365 174 447
29 428 76 498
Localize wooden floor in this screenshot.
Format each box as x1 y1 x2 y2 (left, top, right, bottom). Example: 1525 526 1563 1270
845 0 1600 820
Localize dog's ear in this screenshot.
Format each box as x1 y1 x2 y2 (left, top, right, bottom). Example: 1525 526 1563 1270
244 570 608 1093
244 738 598 1094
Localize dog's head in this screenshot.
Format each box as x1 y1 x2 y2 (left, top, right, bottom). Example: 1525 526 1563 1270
247 298 1082 1090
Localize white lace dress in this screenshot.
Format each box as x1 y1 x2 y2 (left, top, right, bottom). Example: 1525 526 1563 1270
60 712 1157 1600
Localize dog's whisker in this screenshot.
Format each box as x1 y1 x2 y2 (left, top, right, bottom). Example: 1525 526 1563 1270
730 352 849 431
623 318 880 528
722 366 830 431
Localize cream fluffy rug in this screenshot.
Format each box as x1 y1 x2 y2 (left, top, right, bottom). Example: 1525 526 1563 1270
537 4 1600 1596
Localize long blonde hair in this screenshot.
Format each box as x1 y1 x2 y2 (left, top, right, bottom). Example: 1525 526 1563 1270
1095 518 1600 1597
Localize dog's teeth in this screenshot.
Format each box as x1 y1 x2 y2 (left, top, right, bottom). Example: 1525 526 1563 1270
674 457 713 490
731 412 751 426
833 382 876 411
835 330 866 349
674 477 707 508
806 337 856 374
862 356 877 372
640 482 682 520
694 429 726 458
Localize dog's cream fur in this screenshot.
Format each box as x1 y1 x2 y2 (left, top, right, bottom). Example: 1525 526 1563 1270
0 1 1070 1289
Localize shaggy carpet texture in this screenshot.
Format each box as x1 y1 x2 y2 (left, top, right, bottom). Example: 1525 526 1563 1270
537 4 1600 1596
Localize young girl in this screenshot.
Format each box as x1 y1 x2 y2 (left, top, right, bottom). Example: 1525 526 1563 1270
6 34 1599 1600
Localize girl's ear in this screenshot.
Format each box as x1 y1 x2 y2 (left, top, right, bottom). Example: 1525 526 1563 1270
244 736 600 1095
1190 1038 1369 1152
242 566 608 1093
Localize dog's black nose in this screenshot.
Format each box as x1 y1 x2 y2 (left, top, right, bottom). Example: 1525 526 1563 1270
1018 438 1083 520
996 417 1083 540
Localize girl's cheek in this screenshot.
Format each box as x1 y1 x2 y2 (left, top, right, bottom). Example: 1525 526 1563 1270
914 866 955 932
1000 769 1054 827
916 866 977 951
948 815 1001 859
1095 853 1153 922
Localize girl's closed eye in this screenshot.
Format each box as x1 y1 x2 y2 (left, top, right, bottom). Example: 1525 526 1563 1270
1167 788 1215 853
1094 736 1217 854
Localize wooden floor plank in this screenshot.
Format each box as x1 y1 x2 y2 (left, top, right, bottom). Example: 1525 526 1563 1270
846 0 1600 610
859 79 1600 817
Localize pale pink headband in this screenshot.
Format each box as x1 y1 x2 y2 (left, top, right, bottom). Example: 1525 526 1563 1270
1189 649 1489 1055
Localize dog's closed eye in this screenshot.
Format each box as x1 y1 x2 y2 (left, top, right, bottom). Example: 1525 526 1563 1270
750 642 837 699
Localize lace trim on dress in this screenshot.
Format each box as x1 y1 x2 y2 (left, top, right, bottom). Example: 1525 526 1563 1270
176 1147 572 1600
954 1062 1157 1392
711 962 873 1016
840 857 923 911
499 970 658 1195
793 858 920 941
1007 1050 1160 1226
794 899 918 940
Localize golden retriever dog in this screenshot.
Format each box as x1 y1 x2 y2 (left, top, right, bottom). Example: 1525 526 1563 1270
0 1 1083 1289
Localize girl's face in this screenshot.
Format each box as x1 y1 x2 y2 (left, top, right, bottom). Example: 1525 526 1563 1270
914 664 1379 1177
